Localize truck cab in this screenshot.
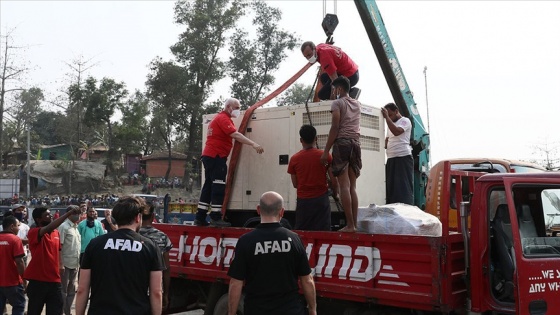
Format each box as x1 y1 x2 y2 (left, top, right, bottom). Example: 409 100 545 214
467 172 560 314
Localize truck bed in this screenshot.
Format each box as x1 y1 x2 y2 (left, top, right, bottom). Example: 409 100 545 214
156 224 467 312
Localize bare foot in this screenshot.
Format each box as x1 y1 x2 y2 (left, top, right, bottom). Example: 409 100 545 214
338 226 356 233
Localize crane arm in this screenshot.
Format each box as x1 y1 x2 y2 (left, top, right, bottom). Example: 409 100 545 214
354 0 430 208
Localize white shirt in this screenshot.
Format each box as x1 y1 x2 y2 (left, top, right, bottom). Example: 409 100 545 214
17 222 30 257
386 116 412 158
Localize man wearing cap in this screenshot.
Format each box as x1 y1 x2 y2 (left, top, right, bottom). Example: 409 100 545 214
12 205 30 265
139 204 172 310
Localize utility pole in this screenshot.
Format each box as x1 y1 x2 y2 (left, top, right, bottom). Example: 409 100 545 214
423 66 431 134
423 66 432 167
26 125 30 198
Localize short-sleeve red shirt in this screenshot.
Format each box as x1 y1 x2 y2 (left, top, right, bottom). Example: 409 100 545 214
24 227 62 283
287 148 332 199
0 232 25 286
316 43 358 77
202 111 237 158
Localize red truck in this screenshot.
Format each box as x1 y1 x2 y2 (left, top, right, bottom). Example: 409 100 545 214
156 1 560 314
157 163 560 314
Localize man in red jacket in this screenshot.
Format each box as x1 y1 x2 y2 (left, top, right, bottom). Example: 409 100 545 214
301 41 360 100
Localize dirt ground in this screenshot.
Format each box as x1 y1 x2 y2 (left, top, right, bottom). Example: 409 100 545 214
108 184 201 204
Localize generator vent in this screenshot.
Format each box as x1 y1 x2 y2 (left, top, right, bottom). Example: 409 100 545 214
360 135 380 152
361 113 379 130
302 110 331 126
315 135 380 152
302 111 379 130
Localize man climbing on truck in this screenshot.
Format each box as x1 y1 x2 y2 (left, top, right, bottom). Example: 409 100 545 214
195 98 265 227
301 41 360 100
320 76 361 232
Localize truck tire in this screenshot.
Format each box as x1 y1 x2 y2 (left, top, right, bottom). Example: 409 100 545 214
213 293 244 315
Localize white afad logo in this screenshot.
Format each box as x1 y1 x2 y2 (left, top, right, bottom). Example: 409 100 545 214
104 238 143 252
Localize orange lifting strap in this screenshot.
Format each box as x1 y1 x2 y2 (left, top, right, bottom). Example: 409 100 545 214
221 63 313 215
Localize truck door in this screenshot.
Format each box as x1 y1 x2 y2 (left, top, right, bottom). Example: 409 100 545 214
503 177 560 315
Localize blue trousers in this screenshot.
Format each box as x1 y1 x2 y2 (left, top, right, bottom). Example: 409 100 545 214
0 284 26 315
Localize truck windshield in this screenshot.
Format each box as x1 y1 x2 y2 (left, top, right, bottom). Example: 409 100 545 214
511 165 546 173
519 189 560 258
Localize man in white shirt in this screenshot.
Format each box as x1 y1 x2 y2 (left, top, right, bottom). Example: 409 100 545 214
58 205 82 315
12 205 30 264
381 103 414 205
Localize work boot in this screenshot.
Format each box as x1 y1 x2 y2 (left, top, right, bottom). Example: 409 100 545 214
349 87 361 100
194 219 209 226
210 218 232 227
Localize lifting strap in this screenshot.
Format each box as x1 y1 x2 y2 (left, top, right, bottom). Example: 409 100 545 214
221 63 313 216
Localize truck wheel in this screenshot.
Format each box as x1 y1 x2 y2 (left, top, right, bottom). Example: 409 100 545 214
213 293 244 315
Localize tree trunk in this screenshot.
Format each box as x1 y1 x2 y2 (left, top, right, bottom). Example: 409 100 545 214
165 141 172 181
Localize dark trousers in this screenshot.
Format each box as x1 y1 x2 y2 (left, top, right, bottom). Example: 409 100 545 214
0 284 26 315
386 155 414 205
26 280 63 315
295 192 331 231
197 155 228 221
318 70 359 100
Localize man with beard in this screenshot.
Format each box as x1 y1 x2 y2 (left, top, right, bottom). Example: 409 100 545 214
381 102 413 205
23 206 81 315
76 196 164 315
58 205 81 315
77 207 104 264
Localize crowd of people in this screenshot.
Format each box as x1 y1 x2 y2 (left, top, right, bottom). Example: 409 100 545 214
1 194 120 208
0 197 173 315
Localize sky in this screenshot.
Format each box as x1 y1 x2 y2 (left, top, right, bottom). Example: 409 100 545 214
1 0 560 165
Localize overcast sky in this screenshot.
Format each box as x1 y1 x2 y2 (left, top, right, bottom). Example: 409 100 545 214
2 1 560 165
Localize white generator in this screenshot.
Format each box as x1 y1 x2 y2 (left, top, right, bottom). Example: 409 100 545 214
201 101 386 212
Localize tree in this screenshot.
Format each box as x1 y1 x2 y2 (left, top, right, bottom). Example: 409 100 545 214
531 140 560 170
0 30 32 166
84 76 128 177
151 106 176 180
146 59 189 178
33 111 66 145
114 90 151 155
64 56 98 146
276 83 314 106
170 0 245 166
228 0 299 109
5 87 44 146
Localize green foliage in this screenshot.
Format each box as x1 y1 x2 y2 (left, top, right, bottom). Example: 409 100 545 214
84 77 128 125
82 76 128 173
228 0 299 109
165 0 245 165
114 90 151 154
276 83 314 106
33 111 66 145
5 87 45 150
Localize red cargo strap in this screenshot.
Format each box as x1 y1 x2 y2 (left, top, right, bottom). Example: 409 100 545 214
221 63 313 216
